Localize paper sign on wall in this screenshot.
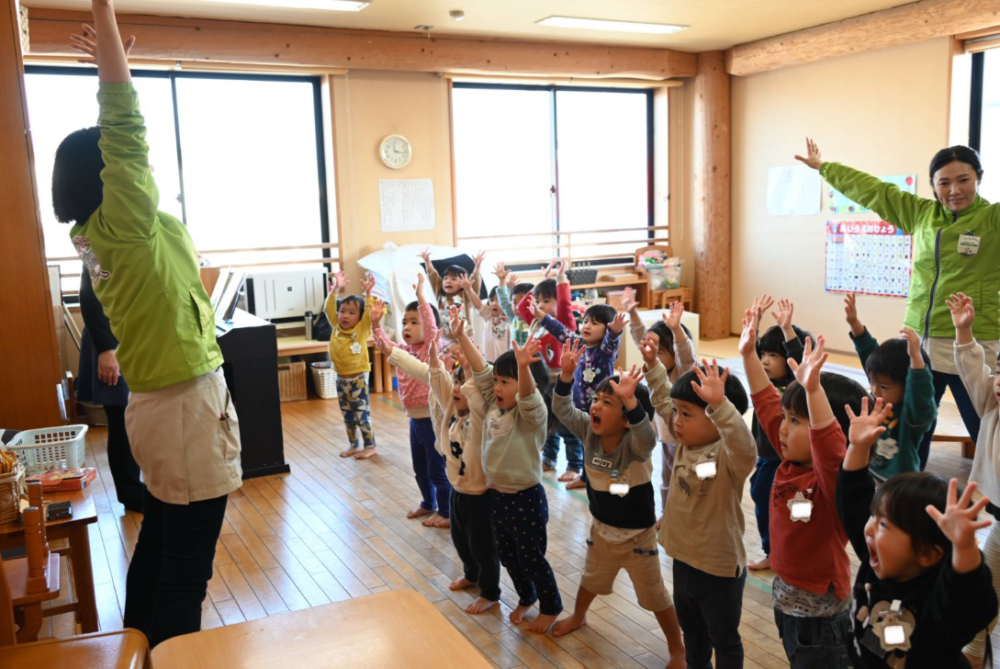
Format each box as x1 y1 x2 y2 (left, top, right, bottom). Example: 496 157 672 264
824 174 917 214
767 165 821 216
825 220 912 297
380 179 435 232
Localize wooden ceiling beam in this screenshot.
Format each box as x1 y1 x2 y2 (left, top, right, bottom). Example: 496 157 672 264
25 7 698 80
727 0 1000 76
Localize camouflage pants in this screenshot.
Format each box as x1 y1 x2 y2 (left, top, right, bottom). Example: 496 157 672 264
336 375 375 449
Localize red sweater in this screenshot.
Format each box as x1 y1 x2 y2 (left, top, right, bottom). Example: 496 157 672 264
751 386 852 601
517 282 576 370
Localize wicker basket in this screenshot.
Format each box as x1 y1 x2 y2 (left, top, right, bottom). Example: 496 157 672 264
566 268 598 286
0 460 25 524
278 361 308 402
310 362 338 400
7 425 88 474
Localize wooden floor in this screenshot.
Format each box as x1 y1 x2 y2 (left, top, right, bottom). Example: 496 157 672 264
34 337 999 668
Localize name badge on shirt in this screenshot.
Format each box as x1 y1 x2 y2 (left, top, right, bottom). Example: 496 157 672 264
608 469 629 497
350 341 363 355
958 233 981 257
694 458 717 481
868 599 915 653
787 490 813 522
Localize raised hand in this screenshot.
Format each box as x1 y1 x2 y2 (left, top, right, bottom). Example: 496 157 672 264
540 259 557 279
557 257 570 281
788 335 828 392
639 335 659 369
691 359 730 410
418 248 432 266
472 251 486 271
794 137 824 171
899 327 924 368
369 298 385 326
506 271 520 289
926 479 992 553
375 334 394 357
738 308 759 358
947 292 976 330
428 330 442 367
772 298 794 332
844 293 864 336
448 305 465 339
413 272 426 300
560 337 586 379
361 272 375 296
609 365 644 403
457 272 473 292
663 301 684 330
70 22 136 64
329 270 349 293
609 311 628 335
620 286 639 313
526 292 545 322
846 396 892 452
513 338 543 367
493 262 509 282
752 294 774 321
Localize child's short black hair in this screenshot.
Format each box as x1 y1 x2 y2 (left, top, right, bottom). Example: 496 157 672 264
670 366 749 415
594 376 655 421
404 300 441 327
583 304 616 326
337 295 365 317
533 279 558 301
780 372 868 439
52 126 104 225
512 282 535 299
442 264 467 279
758 324 813 355
488 285 498 301
872 472 954 563
865 338 931 385
648 321 692 353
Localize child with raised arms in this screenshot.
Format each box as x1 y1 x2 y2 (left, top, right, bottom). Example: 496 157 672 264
419 248 484 346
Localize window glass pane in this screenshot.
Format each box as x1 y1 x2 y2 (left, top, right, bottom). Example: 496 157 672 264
555 90 649 259
980 50 1000 203
24 72 180 290
452 87 555 264
173 77 326 268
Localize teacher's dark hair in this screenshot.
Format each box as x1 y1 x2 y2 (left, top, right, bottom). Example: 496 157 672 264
929 146 983 183
52 126 104 225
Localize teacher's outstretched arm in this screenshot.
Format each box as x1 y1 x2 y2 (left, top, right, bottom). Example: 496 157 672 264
71 1 132 83
794 137 824 171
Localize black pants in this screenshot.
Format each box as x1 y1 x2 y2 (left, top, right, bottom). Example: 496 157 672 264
450 489 501 602
916 370 982 470
773 608 852 668
492 485 562 616
123 490 228 648
104 405 145 512
673 559 746 669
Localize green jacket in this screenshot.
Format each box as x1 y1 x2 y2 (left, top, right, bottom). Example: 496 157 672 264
822 162 1000 339
70 83 223 392
851 328 936 479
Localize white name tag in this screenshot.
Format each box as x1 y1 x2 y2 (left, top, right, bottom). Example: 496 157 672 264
791 501 813 521
958 234 981 257
883 625 905 646
695 461 717 480
609 482 630 497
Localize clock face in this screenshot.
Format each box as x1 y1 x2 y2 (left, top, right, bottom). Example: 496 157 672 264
380 135 412 169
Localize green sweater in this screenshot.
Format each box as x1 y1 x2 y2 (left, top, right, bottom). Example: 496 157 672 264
822 162 1000 339
70 83 223 392
851 328 936 479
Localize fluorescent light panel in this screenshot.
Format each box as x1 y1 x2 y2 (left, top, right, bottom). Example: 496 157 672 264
537 16 687 35
202 0 369 11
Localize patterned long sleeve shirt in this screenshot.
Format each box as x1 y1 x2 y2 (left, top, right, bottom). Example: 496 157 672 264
539 315 621 411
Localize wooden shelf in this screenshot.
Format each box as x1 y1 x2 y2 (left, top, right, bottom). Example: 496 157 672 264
568 280 645 290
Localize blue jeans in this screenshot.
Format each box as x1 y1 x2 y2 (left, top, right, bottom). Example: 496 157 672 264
673 559 746 669
773 608 852 668
749 457 780 556
916 370 981 470
409 417 451 518
542 421 584 471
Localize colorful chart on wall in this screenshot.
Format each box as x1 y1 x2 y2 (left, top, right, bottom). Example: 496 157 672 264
824 220 912 297
824 174 917 214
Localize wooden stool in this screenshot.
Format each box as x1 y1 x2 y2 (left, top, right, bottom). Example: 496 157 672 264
1 506 61 645
653 286 693 311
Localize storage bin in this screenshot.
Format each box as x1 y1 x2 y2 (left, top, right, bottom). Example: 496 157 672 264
0 456 24 523
278 361 307 402
566 268 597 286
310 362 338 400
645 258 683 290
7 425 88 474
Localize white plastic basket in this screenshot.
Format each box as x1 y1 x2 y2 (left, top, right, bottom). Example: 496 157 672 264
310 362 338 400
6 425 88 474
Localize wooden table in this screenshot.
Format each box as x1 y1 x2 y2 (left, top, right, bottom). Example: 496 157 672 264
0 488 99 634
0 629 149 668
276 335 394 394
150 590 490 668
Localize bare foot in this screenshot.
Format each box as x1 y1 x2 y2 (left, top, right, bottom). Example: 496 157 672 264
551 614 586 637
565 476 587 490
666 652 686 669
354 448 378 460
407 506 433 519
543 462 556 472
557 470 579 483
449 576 475 591
340 447 362 458
466 596 499 614
422 513 441 527
428 515 450 528
509 604 531 624
747 556 771 571
526 612 558 634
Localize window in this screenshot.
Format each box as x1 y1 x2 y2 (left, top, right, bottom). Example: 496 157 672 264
23 67 333 292
451 83 653 266
970 50 1000 203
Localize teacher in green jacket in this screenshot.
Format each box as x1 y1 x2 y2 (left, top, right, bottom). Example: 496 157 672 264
796 138 1000 469
52 0 242 648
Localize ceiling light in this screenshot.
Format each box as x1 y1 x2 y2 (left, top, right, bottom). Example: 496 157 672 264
202 0 370 11
537 16 687 35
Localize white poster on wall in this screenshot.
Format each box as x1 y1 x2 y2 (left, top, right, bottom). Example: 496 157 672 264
767 165 821 216
379 178 435 232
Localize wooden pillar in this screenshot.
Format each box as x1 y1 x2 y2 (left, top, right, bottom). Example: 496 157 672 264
692 51 731 340
0 0 63 428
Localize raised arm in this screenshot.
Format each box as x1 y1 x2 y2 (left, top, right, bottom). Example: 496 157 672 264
738 306 771 395
513 339 542 399
692 359 756 475
419 249 442 296
601 312 626 357
555 274 576 329
926 479 991 574
496 283 517 323
844 293 879 367
451 306 486 374
772 299 797 343
83 1 131 83
553 338 589 438
787 335 834 427
369 298 397 351
949 293 998 417
459 273 484 312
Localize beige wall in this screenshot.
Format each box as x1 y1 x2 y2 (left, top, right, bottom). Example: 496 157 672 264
731 37 953 353
329 70 456 285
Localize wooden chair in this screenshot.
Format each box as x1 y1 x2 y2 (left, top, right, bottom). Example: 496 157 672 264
1 504 61 644
633 245 693 311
